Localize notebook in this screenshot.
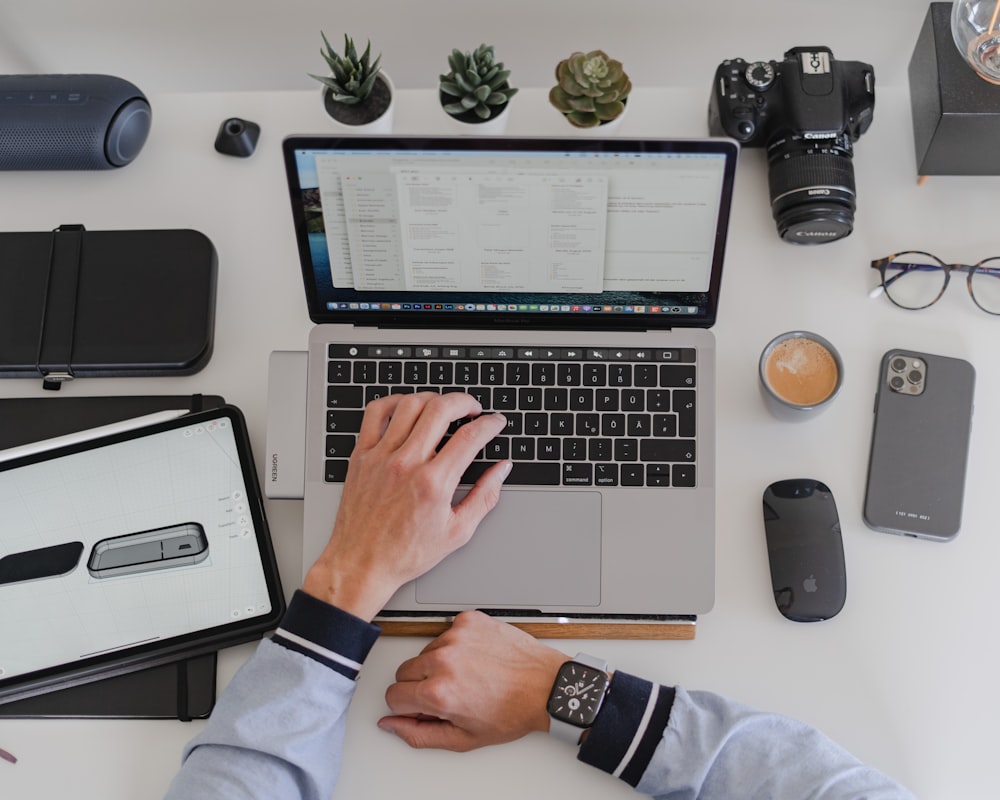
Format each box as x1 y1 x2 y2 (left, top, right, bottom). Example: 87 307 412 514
281 135 738 624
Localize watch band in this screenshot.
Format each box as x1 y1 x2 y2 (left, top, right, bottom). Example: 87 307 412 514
548 652 610 745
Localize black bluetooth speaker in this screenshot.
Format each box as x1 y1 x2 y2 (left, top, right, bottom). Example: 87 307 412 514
0 74 151 170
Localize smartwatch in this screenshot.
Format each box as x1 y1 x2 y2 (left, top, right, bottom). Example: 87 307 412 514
546 652 611 744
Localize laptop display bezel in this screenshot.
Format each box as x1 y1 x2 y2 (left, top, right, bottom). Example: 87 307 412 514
282 135 738 330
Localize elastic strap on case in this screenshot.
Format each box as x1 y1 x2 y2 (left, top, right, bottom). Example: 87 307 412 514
35 224 85 390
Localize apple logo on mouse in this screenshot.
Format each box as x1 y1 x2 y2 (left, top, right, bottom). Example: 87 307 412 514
803 575 818 593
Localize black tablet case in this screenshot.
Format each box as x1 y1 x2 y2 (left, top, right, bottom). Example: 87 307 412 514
0 393 225 719
0 225 217 388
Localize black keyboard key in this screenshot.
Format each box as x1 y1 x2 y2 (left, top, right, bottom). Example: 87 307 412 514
639 439 696 462
621 389 644 411
601 414 626 437
595 463 619 486
627 414 651 437
557 363 581 386
576 414 600 436
614 438 639 461
353 361 377 383
507 462 560 485
674 390 697 437
379 361 402 384
589 438 613 461
609 364 631 386
506 362 531 385
325 435 356 459
326 409 364 433
329 361 352 383
621 464 644 486
455 362 478 385
672 464 696 487
328 386 364 408
563 438 587 461
551 413 573 435
653 414 678 437
570 389 594 411
596 389 619 411
646 464 670 487
467 386 491 407
648 390 671 412
485 438 510 459
518 387 543 410
365 386 390 404
563 463 593 485
403 361 427 384
525 413 548 435
502 412 522 435
325 459 350 482
493 388 518 411
532 362 556 386
391 386 416 394
429 362 453 384
660 365 697 387
543 387 568 410
482 363 503 385
583 364 607 386
511 438 535 460
634 363 658 387
460 460 561 486
538 439 560 459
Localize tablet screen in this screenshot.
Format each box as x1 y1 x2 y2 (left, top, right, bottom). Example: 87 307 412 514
0 407 283 700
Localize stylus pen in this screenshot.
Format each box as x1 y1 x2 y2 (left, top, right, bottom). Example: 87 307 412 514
0 409 189 463
0 745 16 764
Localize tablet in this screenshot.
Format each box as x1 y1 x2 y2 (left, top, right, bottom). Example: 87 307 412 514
0 406 284 704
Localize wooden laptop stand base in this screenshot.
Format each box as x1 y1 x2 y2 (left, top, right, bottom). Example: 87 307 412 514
377 617 696 640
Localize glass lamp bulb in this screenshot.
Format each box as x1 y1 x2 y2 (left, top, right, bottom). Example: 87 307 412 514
952 0 1000 84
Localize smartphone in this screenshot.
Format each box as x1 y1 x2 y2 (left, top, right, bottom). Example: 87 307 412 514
863 349 975 542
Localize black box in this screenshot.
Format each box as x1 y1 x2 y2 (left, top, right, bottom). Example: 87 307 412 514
0 224 216 387
909 3 1000 176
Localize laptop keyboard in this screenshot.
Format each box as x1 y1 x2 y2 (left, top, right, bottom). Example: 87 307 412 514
325 344 698 488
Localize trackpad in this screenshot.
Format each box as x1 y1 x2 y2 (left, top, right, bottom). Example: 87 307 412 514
415 491 602 607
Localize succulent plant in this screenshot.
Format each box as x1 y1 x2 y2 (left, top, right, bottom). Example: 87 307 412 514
309 33 382 105
439 44 518 121
549 50 632 127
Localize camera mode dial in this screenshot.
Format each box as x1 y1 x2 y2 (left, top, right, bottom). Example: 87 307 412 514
745 61 776 90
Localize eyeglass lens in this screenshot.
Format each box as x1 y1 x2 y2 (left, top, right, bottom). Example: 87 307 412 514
881 252 947 309
882 252 1000 314
968 257 1000 314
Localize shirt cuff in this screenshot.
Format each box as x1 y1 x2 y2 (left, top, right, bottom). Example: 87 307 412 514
578 671 676 787
270 590 381 680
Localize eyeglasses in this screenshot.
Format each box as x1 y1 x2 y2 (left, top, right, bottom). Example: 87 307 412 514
870 251 1000 315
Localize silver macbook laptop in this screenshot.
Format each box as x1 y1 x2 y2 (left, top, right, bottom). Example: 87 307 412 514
282 135 737 622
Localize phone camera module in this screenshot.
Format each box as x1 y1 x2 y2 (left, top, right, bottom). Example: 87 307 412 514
887 355 926 396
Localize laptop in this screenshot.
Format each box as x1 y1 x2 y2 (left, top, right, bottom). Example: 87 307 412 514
281 135 737 624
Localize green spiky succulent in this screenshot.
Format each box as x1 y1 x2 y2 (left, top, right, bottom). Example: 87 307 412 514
439 44 518 121
549 50 632 127
309 33 382 105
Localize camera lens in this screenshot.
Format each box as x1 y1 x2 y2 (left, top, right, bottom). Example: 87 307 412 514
766 133 856 244
907 369 923 385
890 375 905 390
890 357 908 372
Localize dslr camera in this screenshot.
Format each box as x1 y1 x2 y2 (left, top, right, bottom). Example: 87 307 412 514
708 46 875 243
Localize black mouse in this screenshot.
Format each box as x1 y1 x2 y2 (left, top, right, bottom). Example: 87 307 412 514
762 479 846 622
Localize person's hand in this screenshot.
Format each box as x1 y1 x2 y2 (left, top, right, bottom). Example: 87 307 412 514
303 392 510 621
378 610 568 751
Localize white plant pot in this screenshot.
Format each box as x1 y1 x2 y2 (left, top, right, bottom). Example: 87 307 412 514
322 70 395 134
439 100 511 135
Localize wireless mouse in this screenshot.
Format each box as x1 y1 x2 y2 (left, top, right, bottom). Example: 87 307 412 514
762 479 846 622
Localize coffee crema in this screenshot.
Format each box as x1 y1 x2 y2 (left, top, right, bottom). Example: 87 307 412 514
764 337 839 406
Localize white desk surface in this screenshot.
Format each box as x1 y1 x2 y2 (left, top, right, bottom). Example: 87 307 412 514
1 87 997 800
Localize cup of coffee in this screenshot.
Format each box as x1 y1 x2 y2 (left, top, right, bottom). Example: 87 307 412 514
759 331 843 420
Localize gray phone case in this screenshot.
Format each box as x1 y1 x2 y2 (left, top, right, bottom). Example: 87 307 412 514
863 350 975 542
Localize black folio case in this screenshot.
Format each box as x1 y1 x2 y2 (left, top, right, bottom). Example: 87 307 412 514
0 225 217 387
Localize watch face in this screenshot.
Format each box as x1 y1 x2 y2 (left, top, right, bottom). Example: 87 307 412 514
547 661 610 727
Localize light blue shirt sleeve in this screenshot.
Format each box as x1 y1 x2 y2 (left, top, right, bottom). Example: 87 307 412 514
163 591 379 800
580 672 917 800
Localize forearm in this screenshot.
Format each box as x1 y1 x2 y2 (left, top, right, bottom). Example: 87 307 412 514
580 673 916 800
163 591 380 800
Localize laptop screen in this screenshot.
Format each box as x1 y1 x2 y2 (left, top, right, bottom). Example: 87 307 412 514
283 136 738 330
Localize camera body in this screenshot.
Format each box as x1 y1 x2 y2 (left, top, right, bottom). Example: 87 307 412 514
708 47 875 243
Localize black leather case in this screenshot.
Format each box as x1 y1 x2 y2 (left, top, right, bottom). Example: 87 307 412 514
0 224 217 387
